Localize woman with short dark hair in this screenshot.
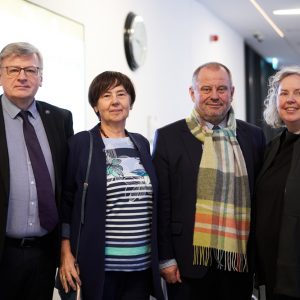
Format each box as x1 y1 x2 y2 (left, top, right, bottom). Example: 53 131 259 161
59 71 164 300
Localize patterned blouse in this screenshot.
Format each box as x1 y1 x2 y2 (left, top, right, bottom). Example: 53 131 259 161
102 137 153 272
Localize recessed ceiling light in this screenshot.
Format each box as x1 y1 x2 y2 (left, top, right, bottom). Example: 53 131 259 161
273 9 300 15
249 0 284 38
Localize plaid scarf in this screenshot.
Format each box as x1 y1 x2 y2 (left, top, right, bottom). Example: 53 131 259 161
186 108 250 272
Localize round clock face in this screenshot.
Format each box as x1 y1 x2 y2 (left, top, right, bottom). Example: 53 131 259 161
124 12 147 71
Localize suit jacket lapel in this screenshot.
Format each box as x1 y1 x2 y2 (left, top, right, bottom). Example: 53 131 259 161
291 138 300 173
256 137 280 185
36 101 57 152
236 126 253 174
181 120 203 174
0 96 9 202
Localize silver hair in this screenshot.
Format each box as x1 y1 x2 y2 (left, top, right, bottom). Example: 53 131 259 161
264 65 300 128
0 42 43 70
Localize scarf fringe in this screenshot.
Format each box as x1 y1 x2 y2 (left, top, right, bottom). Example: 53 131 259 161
193 246 248 272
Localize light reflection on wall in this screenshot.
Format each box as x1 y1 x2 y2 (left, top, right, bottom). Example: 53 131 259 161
0 0 85 133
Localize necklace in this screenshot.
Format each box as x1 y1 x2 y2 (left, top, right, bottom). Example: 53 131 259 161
99 124 127 138
99 125 109 138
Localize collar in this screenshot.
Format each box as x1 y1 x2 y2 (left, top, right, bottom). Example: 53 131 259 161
205 118 227 129
2 94 38 119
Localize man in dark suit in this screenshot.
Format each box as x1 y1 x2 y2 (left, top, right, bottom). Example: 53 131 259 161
0 42 73 300
152 62 265 300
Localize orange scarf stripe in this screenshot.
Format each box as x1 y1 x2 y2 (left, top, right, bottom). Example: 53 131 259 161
195 213 250 230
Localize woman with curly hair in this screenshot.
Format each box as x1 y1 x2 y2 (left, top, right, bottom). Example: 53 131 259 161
256 65 300 299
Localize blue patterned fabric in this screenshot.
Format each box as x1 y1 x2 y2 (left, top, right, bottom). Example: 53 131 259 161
103 137 153 271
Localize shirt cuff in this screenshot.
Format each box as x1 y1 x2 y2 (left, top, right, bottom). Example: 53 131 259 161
61 223 70 239
159 259 177 270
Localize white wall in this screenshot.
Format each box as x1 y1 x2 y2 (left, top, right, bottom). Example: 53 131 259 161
0 1 246 299
26 0 245 139
0 0 85 133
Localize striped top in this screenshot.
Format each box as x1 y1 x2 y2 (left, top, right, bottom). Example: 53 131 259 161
103 137 153 272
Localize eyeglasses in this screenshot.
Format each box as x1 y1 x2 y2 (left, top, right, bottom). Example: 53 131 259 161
0 66 41 78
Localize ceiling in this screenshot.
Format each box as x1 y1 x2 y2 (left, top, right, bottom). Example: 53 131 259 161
197 0 300 68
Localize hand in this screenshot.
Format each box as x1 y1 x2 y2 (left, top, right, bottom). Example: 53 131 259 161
160 265 182 284
60 239 81 293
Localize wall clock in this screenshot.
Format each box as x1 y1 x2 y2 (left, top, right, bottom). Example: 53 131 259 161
124 12 147 71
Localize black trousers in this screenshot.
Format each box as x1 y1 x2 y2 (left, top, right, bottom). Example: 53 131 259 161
0 234 57 300
102 269 152 300
167 268 253 300
265 287 300 300
266 294 300 300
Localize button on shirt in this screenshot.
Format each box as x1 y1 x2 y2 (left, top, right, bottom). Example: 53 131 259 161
2 95 55 238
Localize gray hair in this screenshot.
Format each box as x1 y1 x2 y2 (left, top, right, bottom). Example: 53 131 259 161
0 42 43 69
192 62 233 87
264 65 300 128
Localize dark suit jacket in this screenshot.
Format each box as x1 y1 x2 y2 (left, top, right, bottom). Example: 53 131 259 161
152 118 265 278
0 95 73 261
61 125 164 300
255 131 300 297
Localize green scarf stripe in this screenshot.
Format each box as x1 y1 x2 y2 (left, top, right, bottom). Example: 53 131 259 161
186 108 251 272
105 245 151 256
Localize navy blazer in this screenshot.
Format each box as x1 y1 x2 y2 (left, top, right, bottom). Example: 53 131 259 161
0 95 73 261
61 125 164 300
152 118 265 278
